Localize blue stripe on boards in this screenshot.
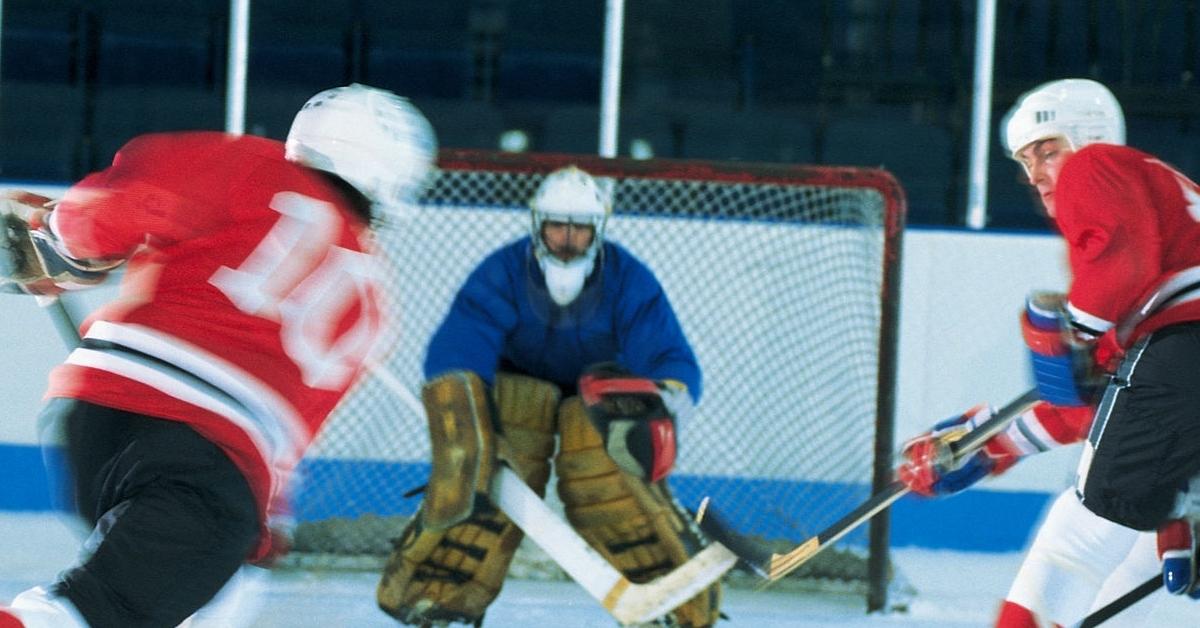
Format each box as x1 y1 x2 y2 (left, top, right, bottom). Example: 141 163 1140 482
0 444 1052 552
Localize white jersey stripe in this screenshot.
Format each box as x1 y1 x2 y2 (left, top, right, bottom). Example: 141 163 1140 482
1010 407 1061 453
65 347 288 471
85 321 311 453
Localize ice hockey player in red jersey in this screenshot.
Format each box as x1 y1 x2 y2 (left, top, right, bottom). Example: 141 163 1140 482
0 83 436 628
897 78 1200 626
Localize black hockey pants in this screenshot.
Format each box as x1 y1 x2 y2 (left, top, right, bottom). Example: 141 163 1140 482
1076 321 1200 531
40 399 259 628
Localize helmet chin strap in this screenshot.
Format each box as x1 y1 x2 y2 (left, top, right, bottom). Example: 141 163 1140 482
540 254 594 306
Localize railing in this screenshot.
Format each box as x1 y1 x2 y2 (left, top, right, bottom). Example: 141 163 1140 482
2 0 1198 228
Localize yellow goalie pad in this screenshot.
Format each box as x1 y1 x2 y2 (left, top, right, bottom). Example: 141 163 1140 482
377 373 561 626
555 397 723 627
419 370 496 531
491 372 561 492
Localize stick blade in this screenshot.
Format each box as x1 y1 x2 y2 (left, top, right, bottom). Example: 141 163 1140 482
694 497 773 580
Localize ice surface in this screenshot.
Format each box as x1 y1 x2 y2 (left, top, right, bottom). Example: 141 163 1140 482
0 512 1190 627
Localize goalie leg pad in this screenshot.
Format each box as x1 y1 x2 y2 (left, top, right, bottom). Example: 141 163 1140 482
492 372 561 494
376 505 524 626
554 397 722 627
375 374 560 626
420 370 496 531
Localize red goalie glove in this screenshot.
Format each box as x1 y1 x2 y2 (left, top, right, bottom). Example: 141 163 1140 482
579 363 685 482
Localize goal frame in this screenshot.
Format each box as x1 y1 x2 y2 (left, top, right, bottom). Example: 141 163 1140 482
433 148 906 611
41 149 908 611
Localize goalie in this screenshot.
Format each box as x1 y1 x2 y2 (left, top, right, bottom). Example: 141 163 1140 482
376 166 722 627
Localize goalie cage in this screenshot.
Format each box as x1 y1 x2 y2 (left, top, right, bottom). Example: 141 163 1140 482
285 149 905 611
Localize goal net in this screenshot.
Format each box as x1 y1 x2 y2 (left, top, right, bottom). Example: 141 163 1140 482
286 149 905 596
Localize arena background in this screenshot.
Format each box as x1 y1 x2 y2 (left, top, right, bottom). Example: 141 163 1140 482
1 0 1196 555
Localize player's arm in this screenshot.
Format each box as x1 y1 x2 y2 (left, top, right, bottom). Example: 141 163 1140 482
1021 291 1108 405
615 262 701 400
896 401 1092 496
0 192 124 296
898 293 1098 497
422 251 516 383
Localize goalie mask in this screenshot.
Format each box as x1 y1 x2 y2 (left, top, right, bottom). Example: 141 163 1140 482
286 83 437 212
529 167 611 306
1001 78 1125 169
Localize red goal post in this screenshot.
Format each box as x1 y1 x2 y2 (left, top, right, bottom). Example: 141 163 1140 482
292 149 905 607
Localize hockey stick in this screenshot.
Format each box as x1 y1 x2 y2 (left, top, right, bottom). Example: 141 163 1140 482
44 297 82 348
492 465 737 623
370 363 738 625
1075 574 1159 628
698 387 1041 583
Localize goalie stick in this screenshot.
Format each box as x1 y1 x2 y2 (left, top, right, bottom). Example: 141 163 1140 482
370 363 739 625
698 387 1041 583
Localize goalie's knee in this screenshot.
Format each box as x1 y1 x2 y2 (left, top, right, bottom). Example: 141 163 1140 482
377 505 524 626
555 397 723 626
492 373 560 493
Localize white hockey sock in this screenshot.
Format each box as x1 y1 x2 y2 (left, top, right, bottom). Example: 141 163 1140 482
8 586 87 628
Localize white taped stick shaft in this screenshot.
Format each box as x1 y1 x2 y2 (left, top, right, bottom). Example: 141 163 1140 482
491 465 736 624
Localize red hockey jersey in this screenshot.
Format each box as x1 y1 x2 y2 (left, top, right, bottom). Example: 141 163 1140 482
1054 143 1200 357
43 132 384 559
998 144 1200 457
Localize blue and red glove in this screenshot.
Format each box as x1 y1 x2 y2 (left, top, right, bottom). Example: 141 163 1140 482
897 404 1022 497
579 363 685 482
1158 519 1200 598
1021 291 1102 407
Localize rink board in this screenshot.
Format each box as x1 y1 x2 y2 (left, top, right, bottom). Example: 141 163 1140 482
0 443 1050 552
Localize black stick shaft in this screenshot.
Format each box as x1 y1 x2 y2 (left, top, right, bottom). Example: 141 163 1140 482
1078 575 1159 628
45 297 82 348
701 388 1040 581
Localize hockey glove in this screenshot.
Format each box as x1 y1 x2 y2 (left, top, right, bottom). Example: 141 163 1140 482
1021 291 1104 407
897 404 1021 497
0 193 119 296
578 362 683 482
1157 519 1200 598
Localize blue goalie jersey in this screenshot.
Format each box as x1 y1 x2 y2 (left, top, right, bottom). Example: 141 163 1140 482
424 236 701 402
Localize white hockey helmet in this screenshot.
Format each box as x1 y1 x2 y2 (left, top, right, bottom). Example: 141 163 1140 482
1001 78 1125 161
286 83 437 210
529 166 612 306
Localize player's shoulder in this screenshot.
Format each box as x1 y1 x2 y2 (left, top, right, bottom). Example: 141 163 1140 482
602 241 662 289
472 236 529 282
604 240 648 270
122 131 283 158
1067 143 1154 173
487 236 530 264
